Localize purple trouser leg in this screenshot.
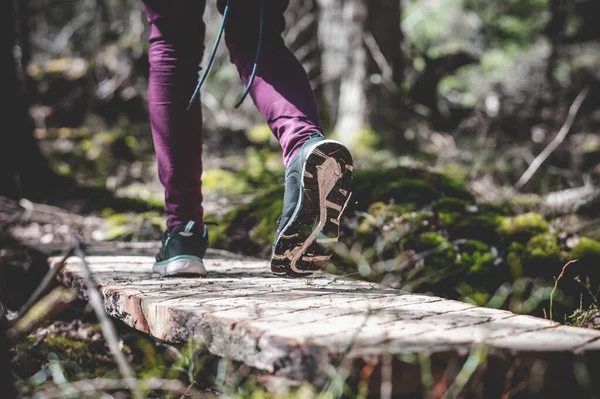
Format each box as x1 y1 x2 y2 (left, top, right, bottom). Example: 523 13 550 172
218 0 322 165
143 0 206 231
143 0 321 231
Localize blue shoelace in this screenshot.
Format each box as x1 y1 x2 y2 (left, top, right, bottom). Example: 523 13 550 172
187 0 265 111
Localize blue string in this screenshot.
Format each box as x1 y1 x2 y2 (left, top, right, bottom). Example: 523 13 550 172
187 0 231 111
234 0 264 109
187 0 265 111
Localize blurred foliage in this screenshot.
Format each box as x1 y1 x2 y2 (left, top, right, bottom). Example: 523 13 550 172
463 0 550 47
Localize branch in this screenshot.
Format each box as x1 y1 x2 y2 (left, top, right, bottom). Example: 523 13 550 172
70 235 137 386
7 287 77 341
513 88 590 192
362 31 399 92
11 244 74 326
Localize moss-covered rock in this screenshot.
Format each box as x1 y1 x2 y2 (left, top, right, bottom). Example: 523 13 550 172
567 237 600 281
522 234 562 278
497 212 549 243
432 197 471 213
350 166 474 212
452 214 504 245
569 237 600 262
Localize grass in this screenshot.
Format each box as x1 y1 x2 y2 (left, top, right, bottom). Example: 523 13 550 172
549 259 578 320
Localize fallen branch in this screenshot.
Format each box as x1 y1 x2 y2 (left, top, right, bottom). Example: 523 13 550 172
513 88 590 192
7 287 77 341
11 244 74 326
28 377 209 399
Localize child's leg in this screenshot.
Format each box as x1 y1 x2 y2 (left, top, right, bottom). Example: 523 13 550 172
142 0 206 231
219 0 322 166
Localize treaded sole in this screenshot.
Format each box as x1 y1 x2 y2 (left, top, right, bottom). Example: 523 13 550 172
271 140 354 278
152 257 207 277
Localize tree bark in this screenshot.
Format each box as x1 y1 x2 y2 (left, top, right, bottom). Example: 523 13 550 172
0 0 59 199
316 0 405 149
365 0 405 135
317 0 368 148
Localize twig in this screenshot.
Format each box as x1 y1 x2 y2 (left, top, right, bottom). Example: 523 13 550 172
70 235 137 386
550 259 578 320
11 244 75 326
7 287 77 341
513 88 590 192
28 377 209 399
362 31 399 92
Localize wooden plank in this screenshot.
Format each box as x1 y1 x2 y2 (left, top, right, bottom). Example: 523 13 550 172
54 247 600 396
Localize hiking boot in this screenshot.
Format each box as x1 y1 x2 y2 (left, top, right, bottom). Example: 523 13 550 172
271 133 354 277
153 221 209 277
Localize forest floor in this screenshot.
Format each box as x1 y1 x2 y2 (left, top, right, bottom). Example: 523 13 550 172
4 102 600 397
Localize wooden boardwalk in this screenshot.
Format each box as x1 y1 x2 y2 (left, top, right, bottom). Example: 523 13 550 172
53 244 600 397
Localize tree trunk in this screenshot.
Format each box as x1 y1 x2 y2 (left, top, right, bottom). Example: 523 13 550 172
365 0 405 136
0 0 59 199
316 0 405 149
545 0 566 85
317 0 368 148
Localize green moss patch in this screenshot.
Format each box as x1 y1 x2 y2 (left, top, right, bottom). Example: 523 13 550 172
498 213 549 243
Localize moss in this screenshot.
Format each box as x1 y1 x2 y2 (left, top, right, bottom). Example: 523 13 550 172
497 212 549 243
405 232 457 271
452 214 504 245
432 197 470 213
566 305 600 329
569 237 600 261
213 165 474 258
373 179 440 206
506 242 525 278
210 186 284 257
242 147 285 188
508 193 543 212
356 202 415 235
439 163 469 183
13 334 116 380
351 166 474 212
454 240 498 291
525 234 561 264
567 237 600 282
438 212 461 225
202 169 251 195
457 283 492 307
403 210 435 225
458 250 495 274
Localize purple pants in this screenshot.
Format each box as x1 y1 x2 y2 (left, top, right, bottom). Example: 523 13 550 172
142 0 322 231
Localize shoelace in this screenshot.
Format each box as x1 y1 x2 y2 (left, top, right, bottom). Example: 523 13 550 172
187 0 265 111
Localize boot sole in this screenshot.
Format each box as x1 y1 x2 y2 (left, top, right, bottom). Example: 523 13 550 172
271 140 354 277
153 256 208 277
